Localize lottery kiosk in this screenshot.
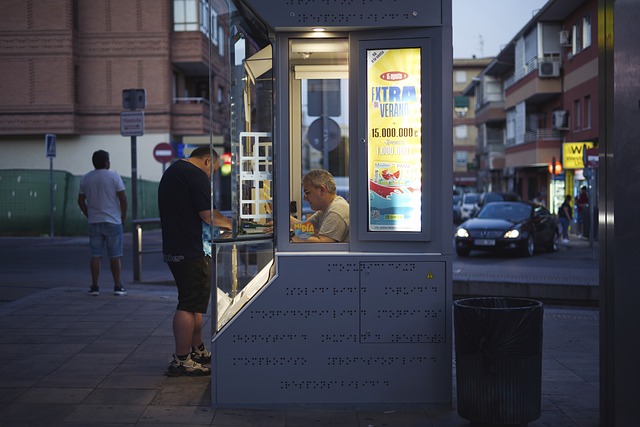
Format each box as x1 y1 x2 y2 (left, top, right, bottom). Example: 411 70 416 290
210 0 453 406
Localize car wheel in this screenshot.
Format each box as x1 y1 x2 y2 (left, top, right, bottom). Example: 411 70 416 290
456 247 470 257
521 234 535 257
546 231 559 252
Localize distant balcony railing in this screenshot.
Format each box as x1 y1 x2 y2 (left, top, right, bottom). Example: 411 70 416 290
174 97 210 105
479 140 505 154
478 130 504 149
171 97 211 135
485 141 505 152
506 129 561 147
524 128 561 143
504 57 538 90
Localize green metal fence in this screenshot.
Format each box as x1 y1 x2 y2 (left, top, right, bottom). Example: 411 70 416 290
0 169 159 236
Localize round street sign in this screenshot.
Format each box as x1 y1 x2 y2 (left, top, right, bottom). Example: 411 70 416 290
153 142 174 163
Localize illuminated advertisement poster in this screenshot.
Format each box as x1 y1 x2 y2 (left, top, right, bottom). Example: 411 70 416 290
367 48 422 232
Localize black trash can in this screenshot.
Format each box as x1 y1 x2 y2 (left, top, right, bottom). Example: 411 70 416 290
454 297 543 425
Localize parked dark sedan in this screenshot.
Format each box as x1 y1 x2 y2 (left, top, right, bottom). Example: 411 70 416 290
454 201 560 257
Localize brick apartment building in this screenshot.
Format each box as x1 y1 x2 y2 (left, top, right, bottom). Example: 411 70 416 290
0 0 230 182
452 57 491 193
463 0 598 212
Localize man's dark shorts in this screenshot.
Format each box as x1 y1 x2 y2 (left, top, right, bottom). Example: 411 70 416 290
168 256 212 313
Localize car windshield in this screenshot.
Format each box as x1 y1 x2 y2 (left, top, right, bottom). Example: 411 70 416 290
462 194 477 204
477 203 531 222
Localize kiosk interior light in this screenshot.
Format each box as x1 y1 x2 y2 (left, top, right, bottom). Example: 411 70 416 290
291 39 348 53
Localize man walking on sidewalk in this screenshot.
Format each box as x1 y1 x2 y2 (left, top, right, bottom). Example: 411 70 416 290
78 150 128 296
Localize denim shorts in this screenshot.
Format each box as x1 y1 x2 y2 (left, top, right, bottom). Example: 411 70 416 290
89 222 123 258
168 256 212 314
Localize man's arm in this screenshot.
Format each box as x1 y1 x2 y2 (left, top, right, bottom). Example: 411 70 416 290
291 234 337 243
199 209 233 230
117 190 127 224
77 194 88 217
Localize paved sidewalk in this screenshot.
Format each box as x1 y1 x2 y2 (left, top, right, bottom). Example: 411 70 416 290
0 235 600 426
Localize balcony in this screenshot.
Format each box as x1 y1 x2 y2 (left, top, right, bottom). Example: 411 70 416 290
475 100 506 124
171 32 210 76
524 128 562 143
506 129 561 147
504 58 562 109
171 97 211 136
504 57 538 90
486 143 505 153
505 128 562 168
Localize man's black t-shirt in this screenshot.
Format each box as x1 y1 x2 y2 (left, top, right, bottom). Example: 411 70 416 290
158 160 212 262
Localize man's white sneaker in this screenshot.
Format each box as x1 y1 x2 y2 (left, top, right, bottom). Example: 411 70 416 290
166 354 211 377
113 287 127 296
191 344 211 364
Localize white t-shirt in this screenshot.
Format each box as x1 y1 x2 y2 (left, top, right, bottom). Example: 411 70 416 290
307 195 350 242
79 169 126 224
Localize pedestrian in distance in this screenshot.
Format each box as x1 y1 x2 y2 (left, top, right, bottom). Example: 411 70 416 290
158 146 232 377
77 150 128 296
532 192 546 206
575 185 589 238
289 169 349 243
558 194 573 244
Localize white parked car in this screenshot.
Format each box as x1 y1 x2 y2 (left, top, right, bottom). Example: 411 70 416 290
459 193 478 221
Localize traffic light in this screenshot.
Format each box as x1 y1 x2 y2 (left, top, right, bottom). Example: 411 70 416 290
220 152 232 176
548 157 563 175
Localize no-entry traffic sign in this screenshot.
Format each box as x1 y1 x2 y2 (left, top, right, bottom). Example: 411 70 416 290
153 142 174 163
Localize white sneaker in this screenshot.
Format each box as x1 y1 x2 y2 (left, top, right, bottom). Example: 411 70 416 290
166 354 211 377
113 286 127 296
191 344 211 364
562 238 570 244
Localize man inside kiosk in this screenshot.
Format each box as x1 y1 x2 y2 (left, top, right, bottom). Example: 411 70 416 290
290 169 350 243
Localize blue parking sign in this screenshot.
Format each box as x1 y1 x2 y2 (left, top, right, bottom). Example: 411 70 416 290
45 134 56 158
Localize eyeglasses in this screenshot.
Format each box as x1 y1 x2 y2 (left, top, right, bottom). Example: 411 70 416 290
303 185 322 198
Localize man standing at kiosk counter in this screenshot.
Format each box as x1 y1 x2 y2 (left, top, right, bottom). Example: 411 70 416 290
290 169 350 243
158 146 232 376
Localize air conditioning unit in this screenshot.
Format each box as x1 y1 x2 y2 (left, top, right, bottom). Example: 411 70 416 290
552 110 569 130
559 30 571 47
538 59 560 78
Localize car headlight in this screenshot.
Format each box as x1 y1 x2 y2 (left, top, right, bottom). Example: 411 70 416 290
504 229 520 239
455 228 469 238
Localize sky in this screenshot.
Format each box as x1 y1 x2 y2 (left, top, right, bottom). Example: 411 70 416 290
453 0 549 58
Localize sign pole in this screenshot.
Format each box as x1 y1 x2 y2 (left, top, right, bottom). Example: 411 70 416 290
550 156 556 214
131 134 140 282
49 156 54 238
121 88 146 283
45 133 57 238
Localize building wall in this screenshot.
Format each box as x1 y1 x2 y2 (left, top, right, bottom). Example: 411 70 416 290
561 1 599 145
452 58 491 191
0 133 171 180
466 0 598 206
0 0 226 182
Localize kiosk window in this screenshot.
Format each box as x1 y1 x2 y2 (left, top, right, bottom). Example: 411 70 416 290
289 38 350 243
